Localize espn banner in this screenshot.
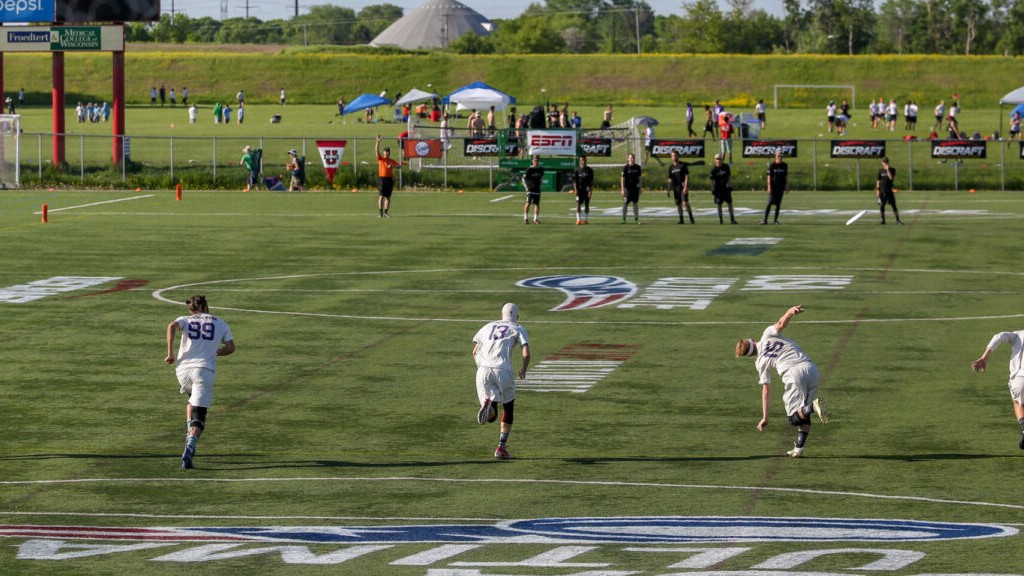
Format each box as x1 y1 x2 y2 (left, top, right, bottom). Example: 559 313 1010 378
463 139 519 157
931 140 986 159
650 140 705 158
315 139 347 185
527 130 576 156
402 139 444 159
579 138 612 157
831 140 886 158
743 140 798 158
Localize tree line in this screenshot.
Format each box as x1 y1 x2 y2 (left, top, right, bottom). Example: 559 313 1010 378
126 0 1024 56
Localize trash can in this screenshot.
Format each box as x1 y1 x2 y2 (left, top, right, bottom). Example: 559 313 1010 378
541 170 559 192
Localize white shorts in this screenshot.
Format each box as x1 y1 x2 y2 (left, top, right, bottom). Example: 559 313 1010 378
781 363 819 417
476 366 516 405
1009 376 1024 406
177 366 215 408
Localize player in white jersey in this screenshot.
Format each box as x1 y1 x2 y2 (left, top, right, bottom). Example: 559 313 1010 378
736 305 829 458
165 295 235 469
971 330 1024 450
472 302 530 460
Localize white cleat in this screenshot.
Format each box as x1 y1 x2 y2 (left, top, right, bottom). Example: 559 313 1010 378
813 398 830 424
477 399 492 425
786 445 804 458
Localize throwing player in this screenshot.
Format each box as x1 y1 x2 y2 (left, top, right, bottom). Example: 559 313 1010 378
472 303 531 460
572 155 594 225
971 330 1024 450
736 305 829 458
667 150 694 224
165 295 235 470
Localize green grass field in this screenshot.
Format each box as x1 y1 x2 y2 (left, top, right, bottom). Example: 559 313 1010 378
1 186 1023 575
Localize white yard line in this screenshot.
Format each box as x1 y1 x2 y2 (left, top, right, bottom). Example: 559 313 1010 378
33 194 154 214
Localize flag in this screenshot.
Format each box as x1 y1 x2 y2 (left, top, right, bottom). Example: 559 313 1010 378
316 139 347 185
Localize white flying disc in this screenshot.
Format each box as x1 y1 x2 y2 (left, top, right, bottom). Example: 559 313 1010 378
845 209 868 226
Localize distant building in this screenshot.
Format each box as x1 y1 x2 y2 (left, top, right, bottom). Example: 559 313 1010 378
371 0 494 50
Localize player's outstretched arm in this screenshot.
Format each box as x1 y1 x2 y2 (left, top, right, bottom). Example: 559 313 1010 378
972 348 992 373
775 305 804 332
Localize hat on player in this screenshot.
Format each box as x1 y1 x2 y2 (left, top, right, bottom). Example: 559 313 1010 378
501 302 519 323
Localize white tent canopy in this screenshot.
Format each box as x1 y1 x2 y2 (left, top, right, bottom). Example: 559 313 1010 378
1000 86 1024 105
395 88 438 107
450 88 515 111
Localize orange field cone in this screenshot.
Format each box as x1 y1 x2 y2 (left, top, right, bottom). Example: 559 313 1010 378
41 203 48 223
176 183 182 201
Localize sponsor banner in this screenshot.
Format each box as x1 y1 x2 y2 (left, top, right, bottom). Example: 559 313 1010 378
462 138 519 157
932 139 986 159
831 139 886 158
402 138 443 159
526 130 576 156
743 139 798 158
0 25 123 51
0 0 53 23
315 139 346 185
579 137 612 157
651 139 705 158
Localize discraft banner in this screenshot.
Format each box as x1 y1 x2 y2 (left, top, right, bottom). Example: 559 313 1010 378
831 140 886 158
743 139 798 158
650 140 705 158
931 140 986 159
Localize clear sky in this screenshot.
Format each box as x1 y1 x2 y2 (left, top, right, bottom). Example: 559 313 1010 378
166 0 783 23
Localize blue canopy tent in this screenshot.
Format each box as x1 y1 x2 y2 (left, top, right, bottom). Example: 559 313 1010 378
342 93 392 116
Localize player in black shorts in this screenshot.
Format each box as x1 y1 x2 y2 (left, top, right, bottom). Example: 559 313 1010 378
620 153 643 224
763 150 788 225
667 151 693 224
572 155 594 225
709 153 736 224
522 155 545 224
876 156 902 225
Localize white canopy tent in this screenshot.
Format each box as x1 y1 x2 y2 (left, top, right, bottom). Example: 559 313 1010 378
449 87 515 112
395 88 438 107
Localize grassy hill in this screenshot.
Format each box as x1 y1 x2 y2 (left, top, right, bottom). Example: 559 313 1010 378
5 47 1024 109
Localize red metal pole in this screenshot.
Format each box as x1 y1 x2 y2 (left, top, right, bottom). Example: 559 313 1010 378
52 51 65 166
112 47 125 165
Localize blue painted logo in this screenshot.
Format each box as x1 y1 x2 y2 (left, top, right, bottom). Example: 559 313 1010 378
517 275 637 311
0 517 1014 544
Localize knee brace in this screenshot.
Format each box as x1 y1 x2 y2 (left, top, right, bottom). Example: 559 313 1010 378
188 406 208 431
501 400 515 425
788 412 810 427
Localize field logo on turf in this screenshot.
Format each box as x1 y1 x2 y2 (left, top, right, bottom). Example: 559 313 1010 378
0 276 121 303
518 275 637 310
4 517 1017 569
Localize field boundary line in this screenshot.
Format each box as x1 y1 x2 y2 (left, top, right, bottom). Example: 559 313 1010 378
32 194 154 214
1 476 1023 511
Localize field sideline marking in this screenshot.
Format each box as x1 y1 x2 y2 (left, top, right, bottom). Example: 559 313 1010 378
32 194 154 214
1 476 1023 512
491 194 514 202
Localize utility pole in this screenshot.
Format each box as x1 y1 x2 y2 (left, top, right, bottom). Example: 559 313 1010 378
634 1 641 55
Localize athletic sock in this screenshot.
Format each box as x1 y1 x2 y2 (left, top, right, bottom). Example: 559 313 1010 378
498 432 509 447
795 430 808 448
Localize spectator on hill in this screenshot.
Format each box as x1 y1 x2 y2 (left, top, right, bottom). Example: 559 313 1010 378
601 104 613 129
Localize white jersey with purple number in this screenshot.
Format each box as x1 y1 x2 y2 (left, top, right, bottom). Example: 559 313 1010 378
755 324 814 385
174 313 233 371
473 320 529 370
986 331 1024 379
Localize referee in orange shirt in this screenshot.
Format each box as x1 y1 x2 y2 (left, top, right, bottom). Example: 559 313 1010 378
376 135 401 217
